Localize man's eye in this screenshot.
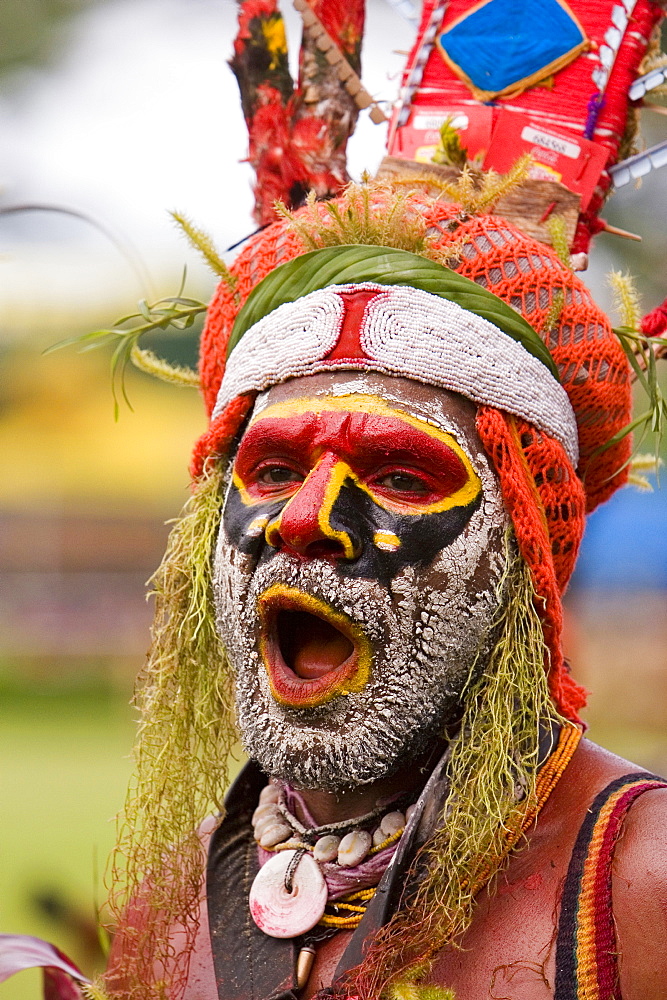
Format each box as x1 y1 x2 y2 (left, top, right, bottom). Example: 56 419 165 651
375 472 430 494
258 466 303 485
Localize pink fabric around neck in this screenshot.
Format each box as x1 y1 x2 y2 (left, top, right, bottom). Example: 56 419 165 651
256 783 403 901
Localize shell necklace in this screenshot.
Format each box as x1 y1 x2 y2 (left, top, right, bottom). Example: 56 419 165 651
248 782 417 940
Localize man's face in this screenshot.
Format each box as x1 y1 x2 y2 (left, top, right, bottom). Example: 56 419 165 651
213 371 510 790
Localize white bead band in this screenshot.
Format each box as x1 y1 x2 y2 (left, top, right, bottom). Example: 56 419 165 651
213 282 579 465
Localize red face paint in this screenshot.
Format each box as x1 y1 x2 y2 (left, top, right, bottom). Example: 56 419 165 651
221 395 488 714
234 407 472 512
224 395 482 588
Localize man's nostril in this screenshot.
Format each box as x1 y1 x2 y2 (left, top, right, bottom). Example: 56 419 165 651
304 539 350 560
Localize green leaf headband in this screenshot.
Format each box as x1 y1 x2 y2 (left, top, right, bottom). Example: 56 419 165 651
226 244 560 380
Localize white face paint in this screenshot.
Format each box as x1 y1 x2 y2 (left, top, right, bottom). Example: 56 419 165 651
213 372 511 791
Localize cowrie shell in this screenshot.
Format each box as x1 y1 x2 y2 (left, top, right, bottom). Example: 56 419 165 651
337 830 372 867
249 850 327 937
259 784 281 805
313 835 340 862
252 803 282 825
380 811 405 838
259 823 292 849
372 826 386 848
254 812 284 841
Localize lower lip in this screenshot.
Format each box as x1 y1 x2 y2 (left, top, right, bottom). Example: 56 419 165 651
258 585 372 709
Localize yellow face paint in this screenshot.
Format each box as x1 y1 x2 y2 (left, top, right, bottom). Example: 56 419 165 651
257 583 372 708
265 453 360 560
247 515 270 537
373 530 401 552
238 393 481 516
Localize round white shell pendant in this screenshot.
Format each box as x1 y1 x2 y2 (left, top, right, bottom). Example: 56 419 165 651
249 849 327 938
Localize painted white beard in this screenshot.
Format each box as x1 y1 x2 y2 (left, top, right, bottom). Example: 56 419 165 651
213 463 510 792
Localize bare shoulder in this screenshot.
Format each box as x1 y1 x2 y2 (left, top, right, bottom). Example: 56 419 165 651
612 783 667 1000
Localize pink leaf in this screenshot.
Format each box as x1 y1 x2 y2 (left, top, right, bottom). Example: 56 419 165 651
44 966 87 1000
0 934 90 985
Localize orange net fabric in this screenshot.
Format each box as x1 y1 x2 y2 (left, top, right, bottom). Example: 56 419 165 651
414 199 633 513
197 223 305 419
193 189 633 719
476 407 588 720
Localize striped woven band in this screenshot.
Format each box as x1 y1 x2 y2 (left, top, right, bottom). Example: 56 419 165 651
214 280 579 465
555 771 667 999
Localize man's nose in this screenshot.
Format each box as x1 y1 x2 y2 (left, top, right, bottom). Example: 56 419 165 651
265 452 362 560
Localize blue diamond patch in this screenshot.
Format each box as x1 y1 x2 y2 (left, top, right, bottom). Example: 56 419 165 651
438 0 587 98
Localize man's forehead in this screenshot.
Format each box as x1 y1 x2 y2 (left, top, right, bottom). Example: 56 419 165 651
249 371 481 451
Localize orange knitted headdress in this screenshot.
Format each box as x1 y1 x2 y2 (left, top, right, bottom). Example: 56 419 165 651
191 187 632 723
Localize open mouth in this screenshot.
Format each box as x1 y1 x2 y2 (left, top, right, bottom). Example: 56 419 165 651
258 583 372 709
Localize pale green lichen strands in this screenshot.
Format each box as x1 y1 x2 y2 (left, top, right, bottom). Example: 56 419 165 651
105 465 237 1000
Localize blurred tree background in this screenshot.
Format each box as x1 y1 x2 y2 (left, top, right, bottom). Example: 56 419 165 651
0 4 666 998
0 3 212 995
0 0 96 72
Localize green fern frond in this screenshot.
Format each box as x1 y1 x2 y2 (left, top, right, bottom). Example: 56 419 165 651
46 274 206 416
592 326 667 470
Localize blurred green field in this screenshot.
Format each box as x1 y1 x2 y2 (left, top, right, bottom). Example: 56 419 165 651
0 674 135 1000
1 669 248 1000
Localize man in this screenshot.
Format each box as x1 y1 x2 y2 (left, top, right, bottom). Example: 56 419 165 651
2 2 667 998
102 0 667 991
102 185 667 1000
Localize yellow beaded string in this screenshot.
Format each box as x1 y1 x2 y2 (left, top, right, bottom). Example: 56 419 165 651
320 887 378 928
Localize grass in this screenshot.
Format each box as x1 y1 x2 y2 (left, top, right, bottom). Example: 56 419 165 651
0 675 135 1000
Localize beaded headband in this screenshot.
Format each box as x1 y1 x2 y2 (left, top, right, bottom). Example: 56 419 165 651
226 245 559 377
214 279 579 465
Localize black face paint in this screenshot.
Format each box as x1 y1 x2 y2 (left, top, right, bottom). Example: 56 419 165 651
213 387 511 790
223 475 481 586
